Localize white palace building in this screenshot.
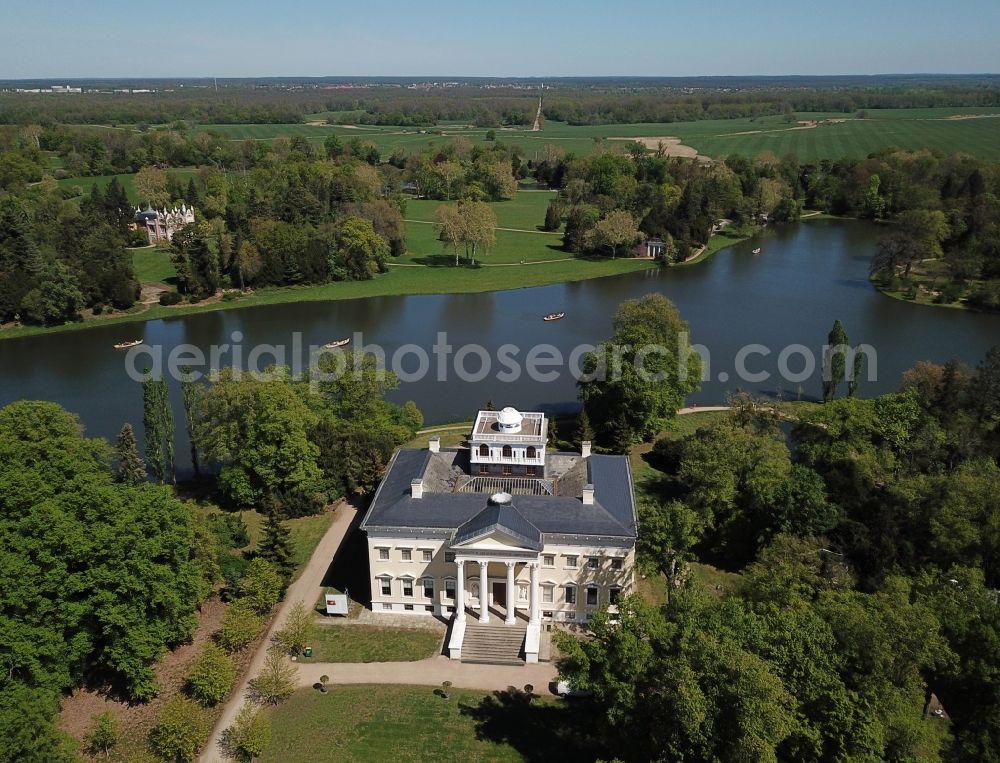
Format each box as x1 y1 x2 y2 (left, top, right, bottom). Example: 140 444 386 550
360 406 638 664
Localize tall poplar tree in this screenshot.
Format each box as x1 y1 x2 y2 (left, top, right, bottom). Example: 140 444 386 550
181 367 202 477
143 372 166 484
823 320 849 402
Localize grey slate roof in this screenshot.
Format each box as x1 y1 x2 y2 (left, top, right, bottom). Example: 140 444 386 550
453 503 542 550
362 448 637 540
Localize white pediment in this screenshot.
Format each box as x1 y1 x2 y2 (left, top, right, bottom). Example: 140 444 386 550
452 529 537 552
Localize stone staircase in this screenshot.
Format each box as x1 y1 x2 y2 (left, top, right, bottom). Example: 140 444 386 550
460 620 526 665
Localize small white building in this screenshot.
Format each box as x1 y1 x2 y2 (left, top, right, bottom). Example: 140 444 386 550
360 406 638 665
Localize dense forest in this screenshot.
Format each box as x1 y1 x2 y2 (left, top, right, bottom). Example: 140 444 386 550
2 80 1000 127
535 144 1000 308
0 355 422 760
561 335 1000 761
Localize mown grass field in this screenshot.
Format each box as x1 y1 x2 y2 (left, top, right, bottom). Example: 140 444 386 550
298 625 441 663
260 685 580 763
130 246 176 283
405 190 558 232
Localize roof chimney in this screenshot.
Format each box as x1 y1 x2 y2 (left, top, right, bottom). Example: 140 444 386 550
428 436 440 453
582 483 594 504
581 440 592 458
410 478 423 499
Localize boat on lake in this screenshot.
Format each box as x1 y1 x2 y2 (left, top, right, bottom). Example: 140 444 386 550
753 248 762 255
323 338 351 349
113 339 143 349
543 312 565 322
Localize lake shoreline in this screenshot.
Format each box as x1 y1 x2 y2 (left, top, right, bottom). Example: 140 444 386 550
0 214 893 343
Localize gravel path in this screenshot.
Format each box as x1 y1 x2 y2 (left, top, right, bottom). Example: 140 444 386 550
200 500 360 763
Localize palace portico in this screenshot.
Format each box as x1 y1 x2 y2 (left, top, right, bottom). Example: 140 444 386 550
361 407 638 664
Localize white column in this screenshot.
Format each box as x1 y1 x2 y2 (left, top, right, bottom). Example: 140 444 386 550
529 561 540 625
478 560 490 623
505 561 516 624
455 559 466 621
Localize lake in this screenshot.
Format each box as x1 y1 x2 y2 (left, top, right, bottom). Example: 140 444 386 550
0 220 997 472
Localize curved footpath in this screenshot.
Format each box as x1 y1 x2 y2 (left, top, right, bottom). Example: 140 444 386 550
201 501 360 763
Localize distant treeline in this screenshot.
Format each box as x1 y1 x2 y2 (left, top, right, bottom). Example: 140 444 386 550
2 83 1000 127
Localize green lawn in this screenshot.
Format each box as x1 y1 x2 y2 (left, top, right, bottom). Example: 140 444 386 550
260 685 595 763
130 247 176 283
242 509 335 577
405 191 558 232
404 423 473 449
298 625 441 663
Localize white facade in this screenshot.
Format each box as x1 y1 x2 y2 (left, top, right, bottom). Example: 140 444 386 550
361 406 639 664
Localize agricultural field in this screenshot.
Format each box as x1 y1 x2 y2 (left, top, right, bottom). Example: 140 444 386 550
182 107 1000 162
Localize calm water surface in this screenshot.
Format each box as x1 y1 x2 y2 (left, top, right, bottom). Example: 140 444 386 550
0 220 997 472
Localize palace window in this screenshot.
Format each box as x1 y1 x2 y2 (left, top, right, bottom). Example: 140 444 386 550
444 579 456 600
445 552 456 563
502 464 512 476
502 444 512 459
421 549 433 562
586 587 598 606
566 612 576 621
479 444 489 457
526 445 537 459
479 464 489 475
378 577 392 597
382 603 393 611
542 554 555 568
526 466 537 477
542 585 554 603
611 557 624 571
609 587 622 604
564 585 576 605
587 557 600 570
401 548 412 562
377 547 389 561
565 555 578 569
422 578 434 598
402 579 414 597
404 604 414 611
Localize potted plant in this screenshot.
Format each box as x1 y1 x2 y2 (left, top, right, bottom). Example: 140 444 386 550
319 675 329 694
441 680 452 700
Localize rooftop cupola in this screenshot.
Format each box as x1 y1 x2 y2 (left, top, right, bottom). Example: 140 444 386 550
496 407 523 433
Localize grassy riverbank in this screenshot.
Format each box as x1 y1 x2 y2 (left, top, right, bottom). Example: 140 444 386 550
0 255 654 341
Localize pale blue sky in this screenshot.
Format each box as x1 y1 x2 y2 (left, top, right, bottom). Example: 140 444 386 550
2 0 997 78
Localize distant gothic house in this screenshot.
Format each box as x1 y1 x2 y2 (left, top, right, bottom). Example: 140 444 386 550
361 406 638 664
133 205 195 244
